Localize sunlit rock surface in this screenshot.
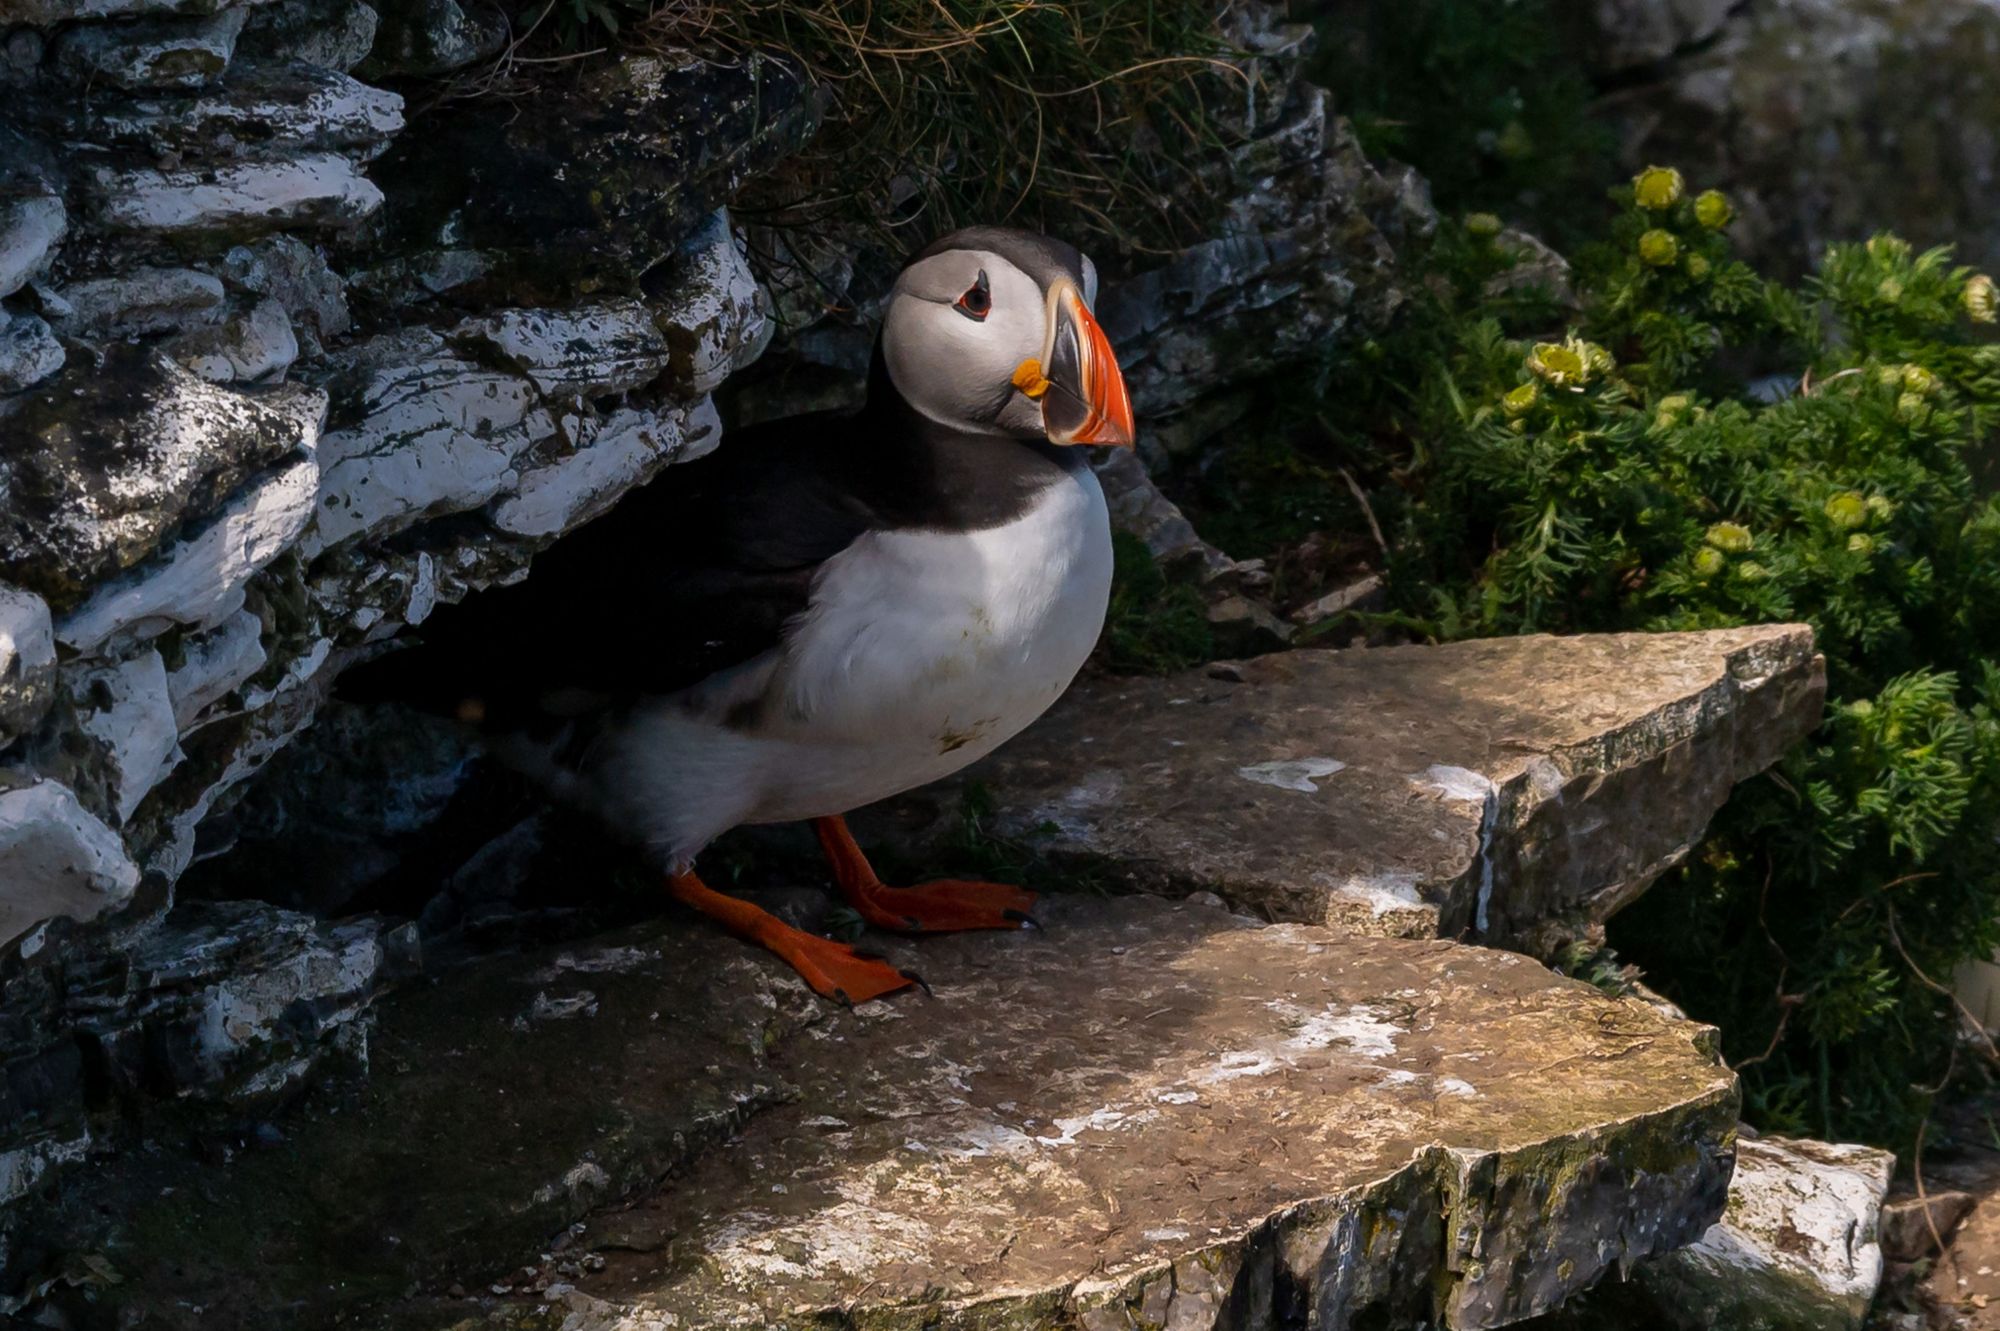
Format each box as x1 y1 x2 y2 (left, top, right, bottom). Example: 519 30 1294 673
10 895 1739 1330
860 625 1824 954
1547 1133 1895 1331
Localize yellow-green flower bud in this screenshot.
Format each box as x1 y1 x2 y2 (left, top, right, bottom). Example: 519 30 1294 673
1685 253 1711 280
1527 338 1591 389
1692 547 1726 578
1633 166 1685 211
1496 120 1533 160
1464 212 1503 238
1736 561 1771 582
1847 533 1877 555
1657 393 1693 414
1865 494 1896 521
1824 491 1868 529
1848 698 1875 718
1705 522 1754 553
1502 382 1540 417
1966 273 1998 323
1581 341 1616 375
1638 229 1680 267
1903 364 1940 395
1693 189 1734 229
1897 390 1929 421
1877 276 1904 303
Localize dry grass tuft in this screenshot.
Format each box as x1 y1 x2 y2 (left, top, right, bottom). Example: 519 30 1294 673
637 0 1246 257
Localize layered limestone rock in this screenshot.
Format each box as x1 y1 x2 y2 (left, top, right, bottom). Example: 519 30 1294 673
0 0 798 1243
1548 1133 1896 1330
858 624 1824 954
9 895 1740 1330
1634 1135 1894 1330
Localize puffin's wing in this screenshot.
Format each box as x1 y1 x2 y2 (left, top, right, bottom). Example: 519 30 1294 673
336 410 879 726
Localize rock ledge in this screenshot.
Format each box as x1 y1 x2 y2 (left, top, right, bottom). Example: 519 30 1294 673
861 625 1823 952
22 896 1738 1330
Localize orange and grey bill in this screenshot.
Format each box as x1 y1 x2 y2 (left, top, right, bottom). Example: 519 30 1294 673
1039 280 1136 449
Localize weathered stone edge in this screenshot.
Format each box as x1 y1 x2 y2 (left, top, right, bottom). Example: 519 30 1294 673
496 1025 1739 1331
1467 624 1825 953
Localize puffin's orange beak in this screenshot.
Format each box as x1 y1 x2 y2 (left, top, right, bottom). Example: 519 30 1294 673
1024 280 1135 449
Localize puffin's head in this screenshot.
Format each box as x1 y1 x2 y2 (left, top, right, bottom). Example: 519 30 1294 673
879 226 1136 449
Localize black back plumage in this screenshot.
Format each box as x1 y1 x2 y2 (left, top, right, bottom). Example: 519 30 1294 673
335 349 1077 732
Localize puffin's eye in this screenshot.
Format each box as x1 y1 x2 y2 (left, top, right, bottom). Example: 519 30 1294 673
954 270 991 321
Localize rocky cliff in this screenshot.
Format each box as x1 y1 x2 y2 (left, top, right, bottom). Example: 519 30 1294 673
0 0 1437 1297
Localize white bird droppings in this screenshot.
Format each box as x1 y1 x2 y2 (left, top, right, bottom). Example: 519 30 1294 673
1236 757 1346 793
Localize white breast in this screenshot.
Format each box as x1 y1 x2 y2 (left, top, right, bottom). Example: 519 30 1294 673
750 462 1112 811
589 461 1113 864
777 466 1110 737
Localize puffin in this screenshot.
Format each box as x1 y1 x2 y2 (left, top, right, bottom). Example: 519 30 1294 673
339 226 1136 1004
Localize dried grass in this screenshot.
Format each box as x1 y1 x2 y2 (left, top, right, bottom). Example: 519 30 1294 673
635 0 1246 256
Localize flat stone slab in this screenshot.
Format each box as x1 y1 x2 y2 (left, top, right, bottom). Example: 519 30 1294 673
858 625 1822 951
39 896 1737 1329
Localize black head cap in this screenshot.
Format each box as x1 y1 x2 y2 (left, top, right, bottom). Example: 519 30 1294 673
911 226 1091 296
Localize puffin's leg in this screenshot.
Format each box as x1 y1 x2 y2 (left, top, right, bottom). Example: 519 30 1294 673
813 815 1038 933
666 868 919 1005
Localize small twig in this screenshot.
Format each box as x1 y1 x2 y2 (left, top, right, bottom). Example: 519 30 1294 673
1912 1042 1958 1267
1338 466 1390 559
509 46 608 62
1886 905 2000 1066
1833 871 1940 924
1737 859 1800 1071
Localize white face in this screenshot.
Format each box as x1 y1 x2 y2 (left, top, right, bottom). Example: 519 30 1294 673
881 249 1069 438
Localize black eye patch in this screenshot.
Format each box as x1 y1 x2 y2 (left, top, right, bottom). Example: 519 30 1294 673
954 269 991 321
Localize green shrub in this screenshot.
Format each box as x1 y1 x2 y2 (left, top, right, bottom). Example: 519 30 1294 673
1384 172 2000 1147
1308 0 1613 248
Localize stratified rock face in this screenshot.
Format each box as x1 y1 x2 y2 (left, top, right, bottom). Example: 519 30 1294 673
10 896 1739 1330
360 50 813 301
859 626 1823 952
49 6 247 89
0 347 318 609
0 0 790 1225
0 781 139 946
0 588 57 747
0 196 65 299
0 894 413 1273
1563 1134 1895 1330
1586 0 1737 72
1599 0 2000 274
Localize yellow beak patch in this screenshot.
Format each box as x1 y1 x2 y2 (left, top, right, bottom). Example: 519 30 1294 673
1012 358 1051 399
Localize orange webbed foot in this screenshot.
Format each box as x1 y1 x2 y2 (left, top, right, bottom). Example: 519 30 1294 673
814 815 1039 934
667 869 920 1006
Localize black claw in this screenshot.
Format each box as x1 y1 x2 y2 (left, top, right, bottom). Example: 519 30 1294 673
900 915 925 932
902 969 934 997
832 987 854 1007
1006 909 1044 931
